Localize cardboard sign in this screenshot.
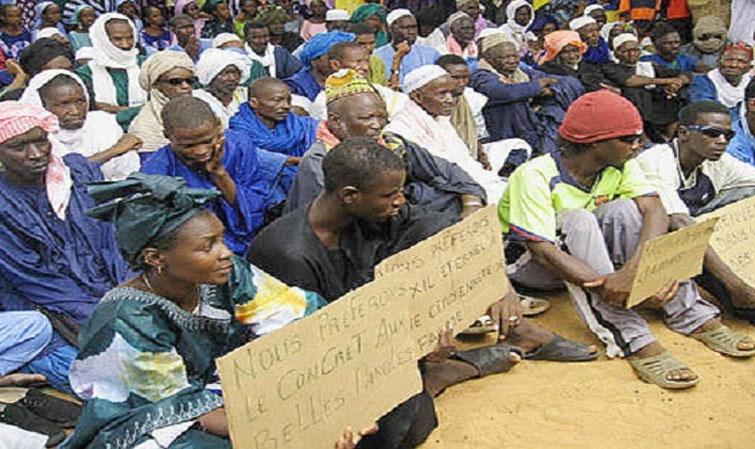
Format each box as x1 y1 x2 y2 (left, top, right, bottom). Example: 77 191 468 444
376 205 510 353
626 218 719 308
698 196 755 286
217 206 511 448
217 275 423 449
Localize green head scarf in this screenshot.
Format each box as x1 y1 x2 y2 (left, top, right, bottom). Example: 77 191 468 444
86 173 220 266
350 4 388 48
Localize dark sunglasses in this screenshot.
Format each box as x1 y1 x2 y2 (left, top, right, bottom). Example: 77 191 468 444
616 134 641 144
685 125 736 140
698 33 724 41
161 76 198 86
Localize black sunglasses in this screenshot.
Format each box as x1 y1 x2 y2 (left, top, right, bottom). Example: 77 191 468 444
161 76 198 86
698 33 724 41
685 125 736 141
616 134 641 144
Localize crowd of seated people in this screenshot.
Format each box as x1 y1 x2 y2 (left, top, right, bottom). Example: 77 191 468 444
0 1 754 447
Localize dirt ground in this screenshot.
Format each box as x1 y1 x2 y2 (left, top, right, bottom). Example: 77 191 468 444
419 291 755 449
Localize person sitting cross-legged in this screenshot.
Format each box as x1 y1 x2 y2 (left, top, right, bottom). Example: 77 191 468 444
60 173 354 449
248 136 596 448
500 90 755 390
637 101 755 323
0 102 131 393
141 96 296 255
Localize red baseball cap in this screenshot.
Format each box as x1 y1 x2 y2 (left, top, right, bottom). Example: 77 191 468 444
559 90 643 144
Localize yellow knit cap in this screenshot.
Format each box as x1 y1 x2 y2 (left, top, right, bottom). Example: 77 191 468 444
325 69 377 104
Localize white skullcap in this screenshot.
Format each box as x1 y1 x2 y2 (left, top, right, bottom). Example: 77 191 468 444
212 32 242 48
613 33 638 50
196 48 251 86
448 11 471 25
584 4 605 15
35 27 63 41
75 46 95 60
402 65 450 93
569 16 597 31
387 8 413 26
640 36 654 47
326 9 350 21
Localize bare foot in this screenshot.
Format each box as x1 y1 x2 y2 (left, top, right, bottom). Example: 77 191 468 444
507 320 598 355
629 341 698 382
693 318 755 351
0 373 47 388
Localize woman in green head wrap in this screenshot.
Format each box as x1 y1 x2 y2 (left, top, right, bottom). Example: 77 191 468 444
63 173 325 449
350 3 388 48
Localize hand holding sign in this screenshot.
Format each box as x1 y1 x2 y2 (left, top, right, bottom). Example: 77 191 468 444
623 218 719 309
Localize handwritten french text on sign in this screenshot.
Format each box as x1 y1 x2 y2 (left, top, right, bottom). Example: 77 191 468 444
626 218 719 308
376 205 510 353
217 276 423 449
698 196 755 286
217 206 510 449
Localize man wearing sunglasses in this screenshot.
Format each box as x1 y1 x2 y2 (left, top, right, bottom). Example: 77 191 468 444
500 91 755 390
637 101 755 324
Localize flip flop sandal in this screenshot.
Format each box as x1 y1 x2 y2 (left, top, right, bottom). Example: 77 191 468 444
691 325 755 358
520 295 550 317
458 315 498 336
514 335 598 362
628 351 699 390
422 343 517 397
451 342 518 376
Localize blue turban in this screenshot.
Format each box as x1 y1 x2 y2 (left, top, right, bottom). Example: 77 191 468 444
299 31 355 69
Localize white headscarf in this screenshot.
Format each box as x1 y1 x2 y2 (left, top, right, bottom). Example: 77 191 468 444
88 13 146 107
402 65 449 93
707 68 753 108
19 70 139 180
584 4 605 16
504 0 534 35
196 48 251 86
90 13 139 70
569 16 597 31
613 33 638 51
246 43 276 78
34 27 64 41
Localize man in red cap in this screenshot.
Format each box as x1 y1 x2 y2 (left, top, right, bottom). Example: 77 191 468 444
497 90 755 390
